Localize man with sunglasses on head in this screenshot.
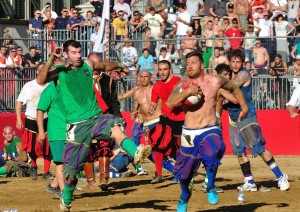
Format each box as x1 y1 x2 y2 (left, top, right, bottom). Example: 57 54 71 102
225 17 244 50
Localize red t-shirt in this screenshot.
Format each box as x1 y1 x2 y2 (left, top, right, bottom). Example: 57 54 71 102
225 28 244 50
151 76 185 121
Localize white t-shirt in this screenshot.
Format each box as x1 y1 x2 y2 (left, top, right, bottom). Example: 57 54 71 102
166 13 177 29
274 21 288 37
144 13 164 36
286 85 300 108
122 46 138 71
270 0 287 7
17 79 49 118
158 54 171 61
258 18 273 37
113 3 131 21
176 10 191 36
6 55 22 66
91 32 104 53
186 0 203 17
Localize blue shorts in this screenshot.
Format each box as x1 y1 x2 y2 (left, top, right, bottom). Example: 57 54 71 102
229 115 266 157
174 125 226 181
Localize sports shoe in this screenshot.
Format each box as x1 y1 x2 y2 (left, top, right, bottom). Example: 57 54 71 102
136 167 148 176
46 184 62 198
202 183 224 193
278 173 289 191
43 171 54 180
60 199 71 212
207 188 219 205
177 199 188 212
237 181 258 191
172 176 179 183
30 166 38 180
151 176 164 184
121 170 133 178
133 145 152 165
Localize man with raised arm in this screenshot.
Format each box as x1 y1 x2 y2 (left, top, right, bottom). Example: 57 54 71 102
37 40 152 212
166 51 248 210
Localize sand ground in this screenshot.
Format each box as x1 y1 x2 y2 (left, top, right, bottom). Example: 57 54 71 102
0 156 299 212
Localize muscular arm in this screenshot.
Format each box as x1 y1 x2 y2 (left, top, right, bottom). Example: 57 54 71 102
131 95 140 119
37 110 46 144
118 86 140 100
218 75 248 121
15 101 23 130
232 70 251 87
287 104 299 118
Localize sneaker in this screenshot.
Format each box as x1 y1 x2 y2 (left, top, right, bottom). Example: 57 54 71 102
43 171 54 180
60 199 71 212
45 184 62 199
177 199 188 212
278 173 289 191
86 181 99 190
202 184 224 193
136 167 148 176
172 176 179 183
237 181 258 192
151 176 164 184
207 188 219 205
30 166 38 180
121 170 133 178
133 145 152 165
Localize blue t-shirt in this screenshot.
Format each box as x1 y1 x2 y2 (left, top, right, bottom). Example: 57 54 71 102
29 17 44 30
137 55 154 74
67 16 85 28
54 16 70 29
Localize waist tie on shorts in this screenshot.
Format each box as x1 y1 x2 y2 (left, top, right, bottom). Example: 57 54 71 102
182 124 219 136
143 118 160 127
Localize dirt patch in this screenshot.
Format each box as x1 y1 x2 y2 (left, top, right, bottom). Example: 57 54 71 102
0 156 299 212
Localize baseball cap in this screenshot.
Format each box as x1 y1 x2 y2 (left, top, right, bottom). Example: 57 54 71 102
186 27 193 32
296 55 300 60
10 46 17 51
228 3 234 9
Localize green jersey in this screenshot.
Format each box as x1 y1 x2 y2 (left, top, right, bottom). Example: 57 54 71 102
57 62 101 123
37 81 66 141
5 136 21 154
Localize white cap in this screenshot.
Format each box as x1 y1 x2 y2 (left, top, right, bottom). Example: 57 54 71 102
296 55 300 60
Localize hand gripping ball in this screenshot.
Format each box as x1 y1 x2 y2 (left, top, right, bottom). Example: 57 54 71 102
179 83 201 105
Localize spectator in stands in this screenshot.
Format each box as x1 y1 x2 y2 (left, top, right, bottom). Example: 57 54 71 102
1 28 10 47
220 15 232 31
41 2 58 19
273 13 295 63
90 24 104 55
251 39 270 75
53 8 70 30
234 0 250 27
42 11 55 32
0 46 13 69
110 9 118 22
186 0 204 17
89 0 104 16
129 11 144 51
244 60 258 76
16 46 26 67
6 46 22 69
291 54 300 76
202 20 214 70
227 2 241 27
23 46 41 68
143 27 153 53
257 11 275 61
286 84 300 118
125 0 136 7
192 18 202 37
66 8 85 32
270 0 287 15
28 10 44 32
225 18 244 50
122 38 139 76
240 24 261 63
209 0 228 18
84 10 97 26
133 7 166 57
136 48 155 76
145 0 167 14
112 10 128 57
288 0 299 25
208 47 229 71
181 27 198 55
175 3 191 65
113 0 131 21
158 47 172 64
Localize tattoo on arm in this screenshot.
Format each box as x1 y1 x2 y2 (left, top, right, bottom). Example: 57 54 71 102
233 71 250 87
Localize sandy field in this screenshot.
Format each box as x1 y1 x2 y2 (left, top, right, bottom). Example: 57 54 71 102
0 156 299 212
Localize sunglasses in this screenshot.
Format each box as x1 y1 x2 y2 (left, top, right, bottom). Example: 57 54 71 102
134 14 139 16
63 11 68 12
10 50 16 52
232 22 238 24
73 12 78 14
17 49 23 51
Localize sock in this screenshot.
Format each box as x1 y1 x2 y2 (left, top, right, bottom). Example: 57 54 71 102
120 138 137 157
109 172 121 178
153 151 163 177
266 157 283 179
31 158 37 167
240 161 255 184
162 158 174 173
0 166 7 175
44 159 51 174
206 167 217 190
180 179 192 202
204 173 208 185
62 181 76 205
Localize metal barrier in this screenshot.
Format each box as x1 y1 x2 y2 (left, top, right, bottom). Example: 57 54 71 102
0 71 299 112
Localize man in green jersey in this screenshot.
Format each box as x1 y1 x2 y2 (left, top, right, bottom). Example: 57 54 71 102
37 40 152 211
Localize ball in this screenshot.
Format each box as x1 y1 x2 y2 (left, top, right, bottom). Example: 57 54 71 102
179 83 201 106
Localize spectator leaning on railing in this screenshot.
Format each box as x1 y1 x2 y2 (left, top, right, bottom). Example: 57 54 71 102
0 46 14 69
53 8 70 30
23 46 42 68
28 10 44 33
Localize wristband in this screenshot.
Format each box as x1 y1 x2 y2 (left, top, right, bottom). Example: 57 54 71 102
119 63 124 69
46 58 53 67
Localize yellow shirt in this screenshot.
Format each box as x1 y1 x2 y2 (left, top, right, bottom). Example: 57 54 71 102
112 18 127 36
